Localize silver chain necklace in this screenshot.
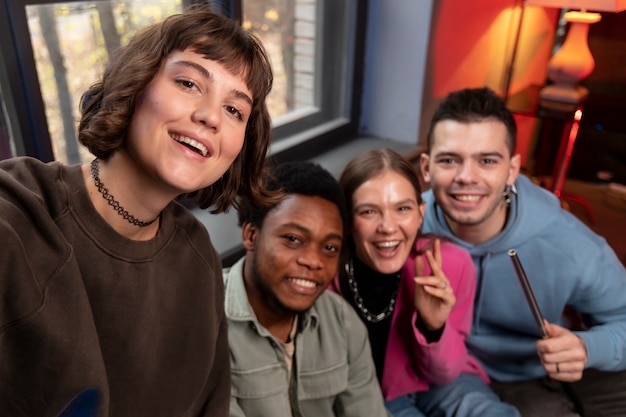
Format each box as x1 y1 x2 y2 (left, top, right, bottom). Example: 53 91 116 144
90 158 159 228
345 259 400 323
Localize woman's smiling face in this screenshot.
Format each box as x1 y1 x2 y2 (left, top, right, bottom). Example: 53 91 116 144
126 48 253 196
351 170 424 274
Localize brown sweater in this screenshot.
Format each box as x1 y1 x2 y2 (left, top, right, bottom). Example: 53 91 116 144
0 157 229 417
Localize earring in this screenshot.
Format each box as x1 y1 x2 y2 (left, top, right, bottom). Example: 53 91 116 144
503 183 517 205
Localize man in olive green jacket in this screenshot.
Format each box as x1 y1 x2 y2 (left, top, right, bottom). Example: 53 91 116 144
223 161 389 417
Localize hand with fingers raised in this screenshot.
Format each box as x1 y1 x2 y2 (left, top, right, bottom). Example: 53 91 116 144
413 239 456 331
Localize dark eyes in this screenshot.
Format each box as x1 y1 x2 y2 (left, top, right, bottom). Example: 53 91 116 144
282 235 340 255
358 206 412 215
176 79 197 90
436 158 499 165
283 235 301 245
225 105 244 121
175 79 245 122
324 244 340 253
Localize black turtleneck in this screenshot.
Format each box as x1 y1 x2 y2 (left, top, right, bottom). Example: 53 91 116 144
345 256 446 383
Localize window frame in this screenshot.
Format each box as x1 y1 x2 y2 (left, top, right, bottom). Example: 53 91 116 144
0 0 367 163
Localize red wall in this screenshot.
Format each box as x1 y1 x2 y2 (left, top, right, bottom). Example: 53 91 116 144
419 0 560 167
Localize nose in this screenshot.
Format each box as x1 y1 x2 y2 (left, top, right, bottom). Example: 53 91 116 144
297 246 323 270
192 99 221 131
454 161 478 184
376 212 398 234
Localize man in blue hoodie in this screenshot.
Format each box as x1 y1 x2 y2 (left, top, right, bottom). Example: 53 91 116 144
419 87 626 417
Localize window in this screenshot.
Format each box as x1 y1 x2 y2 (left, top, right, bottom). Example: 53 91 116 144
242 0 356 155
0 0 362 163
243 2 318 124
26 0 187 164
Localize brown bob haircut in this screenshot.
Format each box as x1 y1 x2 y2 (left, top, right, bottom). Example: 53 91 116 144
78 5 278 213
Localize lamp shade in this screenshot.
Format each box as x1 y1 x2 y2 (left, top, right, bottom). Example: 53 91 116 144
525 0 626 12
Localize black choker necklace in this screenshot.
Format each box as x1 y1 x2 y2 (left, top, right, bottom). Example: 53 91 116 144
345 259 400 323
90 158 158 228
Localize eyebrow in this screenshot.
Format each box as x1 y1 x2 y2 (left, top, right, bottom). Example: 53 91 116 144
281 222 343 242
434 151 505 159
396 198 418 206
173 60 253 106
354 198 417 211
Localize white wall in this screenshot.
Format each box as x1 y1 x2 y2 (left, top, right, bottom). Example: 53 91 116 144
359 0 434 144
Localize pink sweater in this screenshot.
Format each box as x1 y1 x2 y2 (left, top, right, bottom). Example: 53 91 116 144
331 238 489 401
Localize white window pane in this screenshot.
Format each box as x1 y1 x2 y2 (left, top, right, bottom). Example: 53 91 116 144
242 0 318 127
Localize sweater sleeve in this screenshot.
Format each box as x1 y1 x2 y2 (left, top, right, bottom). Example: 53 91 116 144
0 219 111 417
0 166 111 417
571 238 626 371
409 243 478 385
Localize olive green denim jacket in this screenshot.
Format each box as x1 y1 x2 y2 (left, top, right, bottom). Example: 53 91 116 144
223 257 389 417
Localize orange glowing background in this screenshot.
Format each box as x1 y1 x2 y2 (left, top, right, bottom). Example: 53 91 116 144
420 0 560 166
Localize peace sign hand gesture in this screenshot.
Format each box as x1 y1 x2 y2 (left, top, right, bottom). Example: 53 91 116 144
413 239 456 331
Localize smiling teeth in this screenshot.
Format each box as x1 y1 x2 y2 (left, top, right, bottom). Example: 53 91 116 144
171 134 208 157
375 241 400 248
455 195 480 202
290 278 316 288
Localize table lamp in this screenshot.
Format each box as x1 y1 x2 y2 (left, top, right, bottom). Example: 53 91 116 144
525 0 626 102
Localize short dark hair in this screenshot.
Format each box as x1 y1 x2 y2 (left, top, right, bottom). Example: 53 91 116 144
78 5 277 213
426 87 517 155
237 161 348 233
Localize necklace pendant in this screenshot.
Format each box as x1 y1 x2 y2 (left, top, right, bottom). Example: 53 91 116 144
345 259 400 324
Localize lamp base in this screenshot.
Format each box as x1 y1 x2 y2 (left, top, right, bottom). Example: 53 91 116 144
540 84 589 103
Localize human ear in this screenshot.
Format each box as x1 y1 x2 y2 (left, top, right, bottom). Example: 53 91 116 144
242 222 258 251
507 153 522 186
417 202 426 230
420 153 431 183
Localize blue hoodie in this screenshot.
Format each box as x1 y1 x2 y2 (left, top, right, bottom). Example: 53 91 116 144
422 174 626 382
